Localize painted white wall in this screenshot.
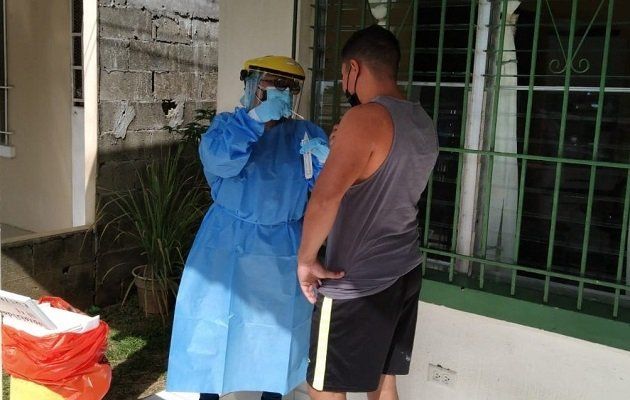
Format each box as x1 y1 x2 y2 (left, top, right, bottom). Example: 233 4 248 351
158 302 630 400
217 0 295 113
0 0 73 233
71 0 99 228
80 0 98 227
71 106 86 226
348 303 630 400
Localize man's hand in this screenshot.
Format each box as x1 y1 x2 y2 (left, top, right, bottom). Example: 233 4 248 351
297 259 344 304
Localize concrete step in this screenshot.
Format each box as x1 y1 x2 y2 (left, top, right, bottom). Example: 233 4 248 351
145 385 310 400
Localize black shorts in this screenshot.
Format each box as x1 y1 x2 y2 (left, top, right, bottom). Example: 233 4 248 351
306 266 421 392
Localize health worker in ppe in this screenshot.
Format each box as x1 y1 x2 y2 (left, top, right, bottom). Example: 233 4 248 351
166 56 333 400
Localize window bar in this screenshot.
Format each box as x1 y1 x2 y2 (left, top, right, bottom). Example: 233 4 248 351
292 0 298 59
578 0 615 311
386 0 393 31
331 0 343 125
613 171 630 317
423 0 448 275
310 0 322 120
448 0 478 282
395 1 414 43
439 147 630 170
512 0 542 296
544 0 579 304
310 0 324 121
422 247 630 292
361 0 367 28
406 0 419 100
479 0 510 290
410 81 630 94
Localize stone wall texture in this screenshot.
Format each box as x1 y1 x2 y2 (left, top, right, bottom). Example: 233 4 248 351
96 0 218 305
2 230 96 310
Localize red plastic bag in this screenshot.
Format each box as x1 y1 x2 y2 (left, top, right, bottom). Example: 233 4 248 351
2 297 111 400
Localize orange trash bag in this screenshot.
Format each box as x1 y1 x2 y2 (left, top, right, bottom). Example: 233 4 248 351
2 297 112 400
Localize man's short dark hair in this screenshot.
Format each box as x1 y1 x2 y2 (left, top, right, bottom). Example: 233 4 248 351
341 25 401 79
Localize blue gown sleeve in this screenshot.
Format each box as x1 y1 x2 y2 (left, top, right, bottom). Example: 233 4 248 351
199 108 265 180
304 124 329 190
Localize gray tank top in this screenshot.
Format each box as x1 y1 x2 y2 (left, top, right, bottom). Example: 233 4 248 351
318 96 438 299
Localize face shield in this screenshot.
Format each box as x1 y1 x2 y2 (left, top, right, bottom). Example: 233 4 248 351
240 70 304 118
239 70 264 110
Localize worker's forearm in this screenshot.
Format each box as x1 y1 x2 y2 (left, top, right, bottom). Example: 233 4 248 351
298 197 340 264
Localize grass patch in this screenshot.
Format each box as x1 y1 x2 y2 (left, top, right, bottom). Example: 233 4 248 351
2 298 172 400
2 373 9 399
103 298 173 399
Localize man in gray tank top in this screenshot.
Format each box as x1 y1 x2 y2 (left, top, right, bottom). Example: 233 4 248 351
297 25 439 400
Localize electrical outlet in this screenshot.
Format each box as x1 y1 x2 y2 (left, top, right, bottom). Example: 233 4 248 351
428 363 457 388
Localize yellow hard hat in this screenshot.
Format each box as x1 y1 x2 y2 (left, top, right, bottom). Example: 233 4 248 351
240 55 305 81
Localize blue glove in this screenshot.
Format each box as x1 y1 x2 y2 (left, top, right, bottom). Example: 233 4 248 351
248 88 292 122
300 137 329 163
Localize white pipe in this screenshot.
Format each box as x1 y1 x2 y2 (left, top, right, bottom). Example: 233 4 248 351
82 0 97 225
455 0 492 273
72 0 85 227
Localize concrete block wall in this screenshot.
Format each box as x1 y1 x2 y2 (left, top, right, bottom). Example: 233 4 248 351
96 0 219 305
2 229 96 310
97 0 218 174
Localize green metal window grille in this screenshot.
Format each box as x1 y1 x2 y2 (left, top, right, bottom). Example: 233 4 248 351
311 0 630 322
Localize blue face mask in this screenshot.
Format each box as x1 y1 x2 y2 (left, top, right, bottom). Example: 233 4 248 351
265 87 292 106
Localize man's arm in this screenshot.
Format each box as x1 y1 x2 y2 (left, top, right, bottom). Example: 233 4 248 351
297 103 388 303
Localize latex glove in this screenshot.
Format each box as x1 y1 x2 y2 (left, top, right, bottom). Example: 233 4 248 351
248 88 292 122
300 137 329 163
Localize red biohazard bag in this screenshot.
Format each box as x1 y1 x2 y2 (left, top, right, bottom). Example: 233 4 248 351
2 297 111 400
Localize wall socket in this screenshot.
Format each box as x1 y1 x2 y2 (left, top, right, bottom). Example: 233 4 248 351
428 364 457 388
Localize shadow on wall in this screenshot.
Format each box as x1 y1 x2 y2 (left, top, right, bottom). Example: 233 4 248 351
1 138 208 308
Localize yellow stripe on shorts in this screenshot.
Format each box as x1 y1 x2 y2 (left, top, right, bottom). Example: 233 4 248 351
312 296 333 391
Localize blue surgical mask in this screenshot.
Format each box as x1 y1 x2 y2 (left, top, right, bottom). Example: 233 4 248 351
265 87 292 106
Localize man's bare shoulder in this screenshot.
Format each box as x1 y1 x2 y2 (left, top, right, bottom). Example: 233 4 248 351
341 103 389 124
337 103 391 140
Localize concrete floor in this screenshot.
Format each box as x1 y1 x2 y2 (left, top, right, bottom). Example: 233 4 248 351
147 386 311 400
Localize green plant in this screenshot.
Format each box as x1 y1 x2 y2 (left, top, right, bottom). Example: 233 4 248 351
165 108 216 147
99 108 215 322
103 146 208 320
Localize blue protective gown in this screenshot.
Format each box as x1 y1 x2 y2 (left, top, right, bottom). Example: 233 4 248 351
166 108 327 395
